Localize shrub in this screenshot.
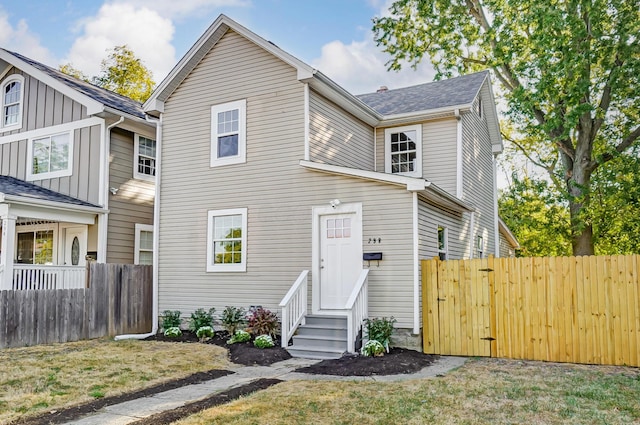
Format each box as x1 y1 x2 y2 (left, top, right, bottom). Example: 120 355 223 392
227 330 251 345
161 310 182 330
196 326 214 341
221 306 247 335
253 334 274 349
164 327 182 338
361 340 385 357
189 308 216 332
247 307 279 337
363 316 397 353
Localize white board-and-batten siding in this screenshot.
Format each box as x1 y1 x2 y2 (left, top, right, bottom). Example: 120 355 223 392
308 91 375 170
158 29 417 327
106 128 154 263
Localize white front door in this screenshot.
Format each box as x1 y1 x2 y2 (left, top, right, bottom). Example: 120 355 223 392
319 212 362 309
64 227 87 266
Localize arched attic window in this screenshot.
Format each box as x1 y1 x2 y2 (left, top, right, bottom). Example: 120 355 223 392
2 75 24 130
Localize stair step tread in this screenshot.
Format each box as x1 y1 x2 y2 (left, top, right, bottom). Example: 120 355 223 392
288 345 345 354
299 324 348 330
293 334 347 342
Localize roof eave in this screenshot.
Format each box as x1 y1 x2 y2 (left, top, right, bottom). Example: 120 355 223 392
2 194 107 214
498 217 520 248
378 103 473 127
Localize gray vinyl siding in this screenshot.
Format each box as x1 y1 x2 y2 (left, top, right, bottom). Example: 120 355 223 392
0 68 86 137
461 92 497 257
499 231 516 257
0 125 102 205
376 118 458 195
158 29 417 328
417 197 468 261
106 128 154 263
309 91 374 170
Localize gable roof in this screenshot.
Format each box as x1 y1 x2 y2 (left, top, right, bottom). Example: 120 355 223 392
356 71 489 115
0 175 100 208
0 49 146 120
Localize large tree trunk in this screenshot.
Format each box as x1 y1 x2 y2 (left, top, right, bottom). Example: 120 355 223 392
567 130 596 256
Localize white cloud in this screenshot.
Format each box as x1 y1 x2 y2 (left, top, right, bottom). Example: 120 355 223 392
311 36 436 95
64 3 176 82
0 8 57 66
112 0 250 20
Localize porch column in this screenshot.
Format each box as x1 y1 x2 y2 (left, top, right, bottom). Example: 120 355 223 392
1 212 16 290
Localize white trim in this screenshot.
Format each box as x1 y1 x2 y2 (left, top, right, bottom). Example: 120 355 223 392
26 131 74 181
134 223 154 265
469 211 475 259
15 222 58 265
304 83 310 161
455 109 463 198
133 133 157 182
206 207 247 272
1 74 24 131
412 192 420 334
437 225 448 260
0 49 104 116
0 117 104 145
311 202 363 315
384 124 422 178
210 99 246 167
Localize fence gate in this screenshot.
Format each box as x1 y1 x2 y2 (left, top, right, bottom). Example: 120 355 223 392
423 257 495 357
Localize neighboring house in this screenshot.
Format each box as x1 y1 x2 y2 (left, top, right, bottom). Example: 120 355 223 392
498 218 520 257
0 49 156 291
144 15 507 356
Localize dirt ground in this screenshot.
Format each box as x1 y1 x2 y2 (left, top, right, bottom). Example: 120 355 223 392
14 331 437 425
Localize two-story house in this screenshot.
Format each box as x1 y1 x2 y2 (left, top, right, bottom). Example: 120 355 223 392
0 49 156 291
144 15 511 357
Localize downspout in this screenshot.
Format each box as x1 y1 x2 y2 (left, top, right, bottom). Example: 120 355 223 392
98 116 124 263
412 191 420 334
469 211 475 259
373 127 377 172
455 109 463 198
493 154 500 256
304 83 310 161
115 113 161 340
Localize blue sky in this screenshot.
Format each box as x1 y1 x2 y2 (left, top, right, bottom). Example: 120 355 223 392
0 0 437 94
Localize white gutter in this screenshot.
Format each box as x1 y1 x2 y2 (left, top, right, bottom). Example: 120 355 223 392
412 191 420 334
115 114 161 340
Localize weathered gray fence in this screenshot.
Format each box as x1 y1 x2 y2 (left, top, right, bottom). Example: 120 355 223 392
0 263 152 349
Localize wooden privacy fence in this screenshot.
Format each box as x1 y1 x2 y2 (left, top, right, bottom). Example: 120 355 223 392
423 255 640 367
0 263 152 349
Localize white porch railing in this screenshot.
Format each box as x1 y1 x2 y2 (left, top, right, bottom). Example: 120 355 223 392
12 265 87 290
279 270 309 348
345 268 369 353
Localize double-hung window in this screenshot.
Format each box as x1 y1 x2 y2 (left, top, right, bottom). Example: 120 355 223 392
134 224 154 265
207 208 247 272
134 134 156 181
1 75 24 130
437 226 448 260
211 99 246 167
27 132 73 180
384 124 422 177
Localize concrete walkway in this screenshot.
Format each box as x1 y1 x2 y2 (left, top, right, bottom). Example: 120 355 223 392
63 356 468 425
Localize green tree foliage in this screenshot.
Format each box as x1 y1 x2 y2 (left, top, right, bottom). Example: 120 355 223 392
373 0 640 255
92 45 155 102
499 176 571 257
59 63 89 82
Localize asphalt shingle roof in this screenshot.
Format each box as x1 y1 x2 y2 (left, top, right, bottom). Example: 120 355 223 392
356 71 489 116
3 49 146 119
0 175 100 208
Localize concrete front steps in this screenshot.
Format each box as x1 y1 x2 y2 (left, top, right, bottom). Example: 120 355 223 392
286 315 348 359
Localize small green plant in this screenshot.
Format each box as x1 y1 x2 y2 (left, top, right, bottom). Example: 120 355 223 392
253 334 274 349
196 326 214 341
221 306 247 335
363 316 397 353
189 308 216 332
161 310 182 330
247 307 279 337
361 340 385 357
227 329 251 345
164 327 182 338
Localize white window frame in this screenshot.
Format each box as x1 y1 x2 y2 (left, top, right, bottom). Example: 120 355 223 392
477 235 484 258
384 124 422 178
26 131 74 181
206 208 247 272
134 224 154 265
1 75 24 131
210 99 246 168
437 226 448 260
477 97 483 118
133 134 156 181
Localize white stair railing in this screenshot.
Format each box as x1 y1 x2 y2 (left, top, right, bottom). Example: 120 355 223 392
345 268 369 353
279 270 309 348
12 265 87 290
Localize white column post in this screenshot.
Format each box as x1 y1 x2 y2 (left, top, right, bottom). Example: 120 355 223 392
1 211 16 290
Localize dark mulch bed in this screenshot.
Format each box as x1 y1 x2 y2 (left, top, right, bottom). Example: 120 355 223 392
15 331 438 425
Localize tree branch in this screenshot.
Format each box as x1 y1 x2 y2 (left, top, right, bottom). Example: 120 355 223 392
503 132 563 191
592 55 623 139
588 125 640 172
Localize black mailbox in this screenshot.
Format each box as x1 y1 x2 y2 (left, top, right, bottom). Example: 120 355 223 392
363 252 382 261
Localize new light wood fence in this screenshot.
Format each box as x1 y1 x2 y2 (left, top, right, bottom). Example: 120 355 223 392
0 263 152 349
423 255 640 367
